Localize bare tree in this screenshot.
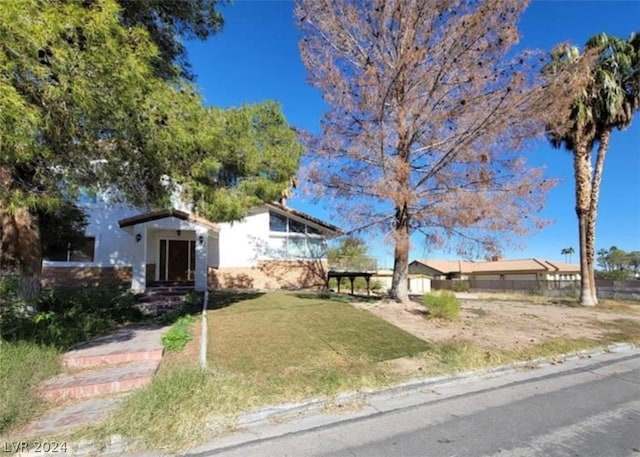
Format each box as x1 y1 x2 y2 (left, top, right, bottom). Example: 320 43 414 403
296 0 578 302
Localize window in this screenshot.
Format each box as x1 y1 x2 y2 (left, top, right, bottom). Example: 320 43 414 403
269 212 287 232
289 219 306 234
269 211 324 235
44 237 95 262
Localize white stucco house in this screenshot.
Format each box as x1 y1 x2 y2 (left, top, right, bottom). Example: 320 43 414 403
41 190 341 292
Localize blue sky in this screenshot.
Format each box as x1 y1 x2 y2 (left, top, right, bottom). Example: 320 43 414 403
186 0 640 267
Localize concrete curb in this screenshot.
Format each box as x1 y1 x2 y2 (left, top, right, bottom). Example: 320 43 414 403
14 342 636 457
230 342 636 428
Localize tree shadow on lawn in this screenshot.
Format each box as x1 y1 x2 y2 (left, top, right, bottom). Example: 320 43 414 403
206 290 265 310
294 291 383 304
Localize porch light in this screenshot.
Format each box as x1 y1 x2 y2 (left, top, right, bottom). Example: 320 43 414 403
198 235 204 245
176 229 181 237
135 233 142 243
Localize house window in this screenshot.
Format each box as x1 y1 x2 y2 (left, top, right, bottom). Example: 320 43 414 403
269 212 288 232
44 237 95 262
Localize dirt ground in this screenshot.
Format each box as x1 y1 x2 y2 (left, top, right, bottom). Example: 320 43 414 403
352 293 640 352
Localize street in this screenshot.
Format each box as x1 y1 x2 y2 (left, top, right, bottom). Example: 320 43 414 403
188 349 640 457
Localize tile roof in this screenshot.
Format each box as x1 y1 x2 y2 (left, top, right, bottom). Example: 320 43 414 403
413 258 580 274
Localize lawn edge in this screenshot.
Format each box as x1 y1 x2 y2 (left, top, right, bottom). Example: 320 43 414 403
13 342 634 457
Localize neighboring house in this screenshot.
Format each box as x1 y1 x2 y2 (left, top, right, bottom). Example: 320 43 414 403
372 269 431 294
41 191 341 292
409 258 580 282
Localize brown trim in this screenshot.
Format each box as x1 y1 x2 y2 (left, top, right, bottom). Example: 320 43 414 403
118 209 219 231
266 203 341 235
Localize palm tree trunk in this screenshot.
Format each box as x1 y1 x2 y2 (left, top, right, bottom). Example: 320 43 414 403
574 147 596 306
390 203 410 303
585 129 611 305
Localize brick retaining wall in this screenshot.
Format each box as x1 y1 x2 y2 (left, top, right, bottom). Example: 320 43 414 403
41 266 132 288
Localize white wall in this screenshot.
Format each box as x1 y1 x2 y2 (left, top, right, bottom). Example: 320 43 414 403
217 207 270 268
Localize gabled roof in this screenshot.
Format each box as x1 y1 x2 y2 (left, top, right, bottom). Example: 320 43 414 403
118 209 219 231
412 258 580 274
266 202 342 235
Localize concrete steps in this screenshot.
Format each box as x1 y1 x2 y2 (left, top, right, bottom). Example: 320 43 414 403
28 325 167 435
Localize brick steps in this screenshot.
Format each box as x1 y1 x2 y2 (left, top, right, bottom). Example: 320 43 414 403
135 283 199 316
40 360 159 401
26 325 168 437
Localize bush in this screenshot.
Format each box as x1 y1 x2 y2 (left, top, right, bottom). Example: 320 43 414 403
451 280 471 292
0 288 143 349
161 315 196 351
422 291 461 320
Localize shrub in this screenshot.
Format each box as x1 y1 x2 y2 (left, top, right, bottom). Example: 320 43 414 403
0 288 143 349
451 280 471 292
161 315 196 351
422 291 461 320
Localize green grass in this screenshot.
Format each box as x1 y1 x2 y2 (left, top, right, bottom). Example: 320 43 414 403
161 315 196 351
0 342 60 434
101 291 428 450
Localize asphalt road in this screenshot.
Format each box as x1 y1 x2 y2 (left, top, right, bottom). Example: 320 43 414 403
190 350 640 457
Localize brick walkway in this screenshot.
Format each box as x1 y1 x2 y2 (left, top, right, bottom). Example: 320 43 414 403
22 325 167 437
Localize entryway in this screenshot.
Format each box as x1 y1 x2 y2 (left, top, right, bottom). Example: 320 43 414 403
158 239 196 281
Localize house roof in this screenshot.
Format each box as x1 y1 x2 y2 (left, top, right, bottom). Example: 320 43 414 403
118 209 219 231
412 258 580 274
411 259 475 274
266 202 342 235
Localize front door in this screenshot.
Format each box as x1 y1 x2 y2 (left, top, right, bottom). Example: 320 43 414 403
159 239 196 281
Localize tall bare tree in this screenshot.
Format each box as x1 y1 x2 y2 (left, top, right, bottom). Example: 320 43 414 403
296 0 578 302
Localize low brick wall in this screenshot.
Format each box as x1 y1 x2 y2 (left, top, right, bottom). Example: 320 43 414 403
209 260 328 290
41 266 132 289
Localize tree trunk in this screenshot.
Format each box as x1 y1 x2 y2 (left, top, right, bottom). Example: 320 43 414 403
573 147 596 306
0 208 42 301
585 129 611 305
390 203 410 303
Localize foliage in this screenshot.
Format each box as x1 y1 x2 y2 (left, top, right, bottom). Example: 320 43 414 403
0 341 60 434
561 247 575 263
596 246 638 279
116 0 227 80
296 0 577 301
161 315 197 351
595 270 631 281
0 0 302 298
545 33 640 305
174 102 304 223
0 288 142 349
451 280 471 293
422 291 461 320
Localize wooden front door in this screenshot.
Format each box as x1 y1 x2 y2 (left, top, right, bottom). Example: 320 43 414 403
159 239 196 281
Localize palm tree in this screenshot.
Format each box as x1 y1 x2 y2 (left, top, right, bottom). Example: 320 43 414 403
547 33 640 306
561 247 575 263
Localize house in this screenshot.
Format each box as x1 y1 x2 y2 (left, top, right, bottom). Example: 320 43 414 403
41 190 341 292
409 258 580 282
372 269 431 294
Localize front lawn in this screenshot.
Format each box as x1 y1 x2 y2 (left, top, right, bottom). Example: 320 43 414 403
102 291 429 450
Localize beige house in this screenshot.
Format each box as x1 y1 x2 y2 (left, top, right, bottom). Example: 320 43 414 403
372 269 431 294
409 259 580 282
